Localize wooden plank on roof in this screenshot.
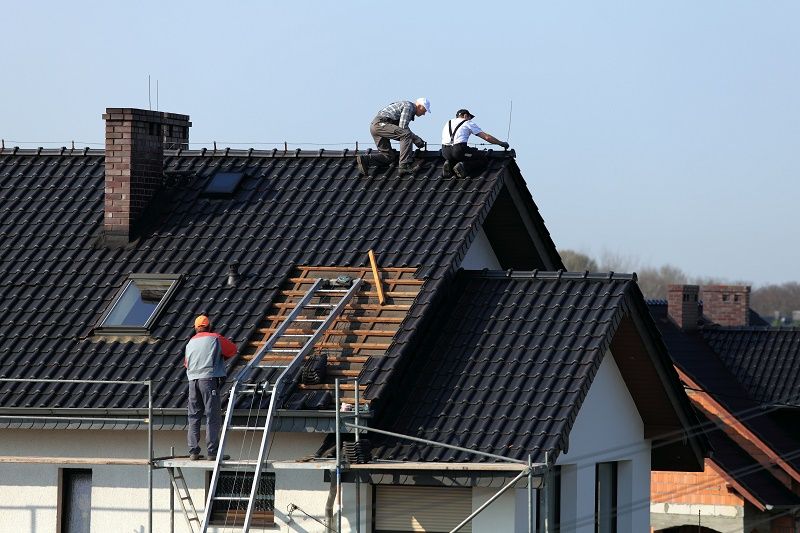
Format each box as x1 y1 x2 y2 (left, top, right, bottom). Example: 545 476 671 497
296 266 416 273
266 315 405 324
279 290 419 298
272 303 410 311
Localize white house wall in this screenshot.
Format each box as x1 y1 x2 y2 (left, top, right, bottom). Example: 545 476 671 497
556 349 651 533
0 428 344 533
0 354 652 533
460 226 501 270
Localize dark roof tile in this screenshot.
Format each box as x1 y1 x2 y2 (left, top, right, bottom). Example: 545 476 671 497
370 271 637 463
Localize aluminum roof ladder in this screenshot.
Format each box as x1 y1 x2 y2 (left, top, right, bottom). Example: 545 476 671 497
200 276 363 533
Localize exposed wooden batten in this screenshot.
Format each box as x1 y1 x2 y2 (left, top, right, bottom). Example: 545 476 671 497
235 265 423 405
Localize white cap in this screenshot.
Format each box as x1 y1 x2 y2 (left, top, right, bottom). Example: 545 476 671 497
416 97 431 114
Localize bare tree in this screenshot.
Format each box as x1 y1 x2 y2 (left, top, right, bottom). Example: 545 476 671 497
597 249 637 273
559 249 599 272
558 250 798 318
751 282 800 318
637 265 689 299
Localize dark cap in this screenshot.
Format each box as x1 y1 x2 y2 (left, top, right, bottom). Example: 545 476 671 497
456 109 474 119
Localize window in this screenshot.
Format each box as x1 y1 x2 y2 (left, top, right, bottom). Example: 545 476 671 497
59 469 91 533
203 172 244 197
96 274 180 333
208 471 275 527
595 462 617 533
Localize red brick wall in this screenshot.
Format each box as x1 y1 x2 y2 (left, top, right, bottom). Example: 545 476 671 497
652 460 744 506
103 108 190 242
667 285 700 331
702 285 750 327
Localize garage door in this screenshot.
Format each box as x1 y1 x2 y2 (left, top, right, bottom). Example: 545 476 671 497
375 486 472 532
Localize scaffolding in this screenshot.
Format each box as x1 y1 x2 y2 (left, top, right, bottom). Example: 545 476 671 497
0 377 155 533
0 374 553 533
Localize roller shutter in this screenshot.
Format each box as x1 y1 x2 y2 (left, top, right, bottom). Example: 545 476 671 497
375 485 472 532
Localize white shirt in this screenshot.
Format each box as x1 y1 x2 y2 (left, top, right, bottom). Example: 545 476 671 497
440 118 483 145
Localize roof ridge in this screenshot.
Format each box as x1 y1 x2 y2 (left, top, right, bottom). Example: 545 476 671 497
463 269 638 282
1 147 517 160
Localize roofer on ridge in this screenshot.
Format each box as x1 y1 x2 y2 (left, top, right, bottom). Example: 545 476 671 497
185 314 237 461
441 108 509 178
356 98 431 177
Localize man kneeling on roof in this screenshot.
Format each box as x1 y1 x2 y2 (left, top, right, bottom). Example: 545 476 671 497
441 108 509 178
185 314 237 461
356 97 431 177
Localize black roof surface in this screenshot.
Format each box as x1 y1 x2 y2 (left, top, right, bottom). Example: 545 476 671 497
0 148 559 411
703 328 800 408
647 302 800 473
371 270 703 465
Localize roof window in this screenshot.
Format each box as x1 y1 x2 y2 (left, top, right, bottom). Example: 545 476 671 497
96 274 180 333
203 172 244 197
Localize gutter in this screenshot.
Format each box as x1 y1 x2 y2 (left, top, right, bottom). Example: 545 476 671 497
0 409 371 431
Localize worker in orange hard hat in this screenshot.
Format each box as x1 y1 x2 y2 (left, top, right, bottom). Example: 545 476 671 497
184 315 237 460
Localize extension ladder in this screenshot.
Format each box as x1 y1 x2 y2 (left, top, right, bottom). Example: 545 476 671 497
168 467 201 533
200 276 363 533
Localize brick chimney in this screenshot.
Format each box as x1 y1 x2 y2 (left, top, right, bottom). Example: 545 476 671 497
667 285 700 331
103 108 190 244
701 285 750 327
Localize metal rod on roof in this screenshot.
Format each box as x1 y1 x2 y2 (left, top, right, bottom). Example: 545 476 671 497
449 468 529 533
342 422 533 466
506 99 513 144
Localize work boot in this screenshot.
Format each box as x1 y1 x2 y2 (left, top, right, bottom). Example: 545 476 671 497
442 161 452 178
453 162 467 179
355 155 369 177
212 454 231 461
397 164 414 177
189 453 202 461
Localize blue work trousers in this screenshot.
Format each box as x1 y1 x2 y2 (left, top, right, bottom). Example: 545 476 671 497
187 378 222 457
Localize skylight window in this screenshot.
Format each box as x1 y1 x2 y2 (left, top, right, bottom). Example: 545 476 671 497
96 274 180 333
203 172 244 197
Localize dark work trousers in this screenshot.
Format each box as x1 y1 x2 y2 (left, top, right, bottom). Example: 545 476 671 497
442 143 488 174
369 117 418 166
187 378 222 456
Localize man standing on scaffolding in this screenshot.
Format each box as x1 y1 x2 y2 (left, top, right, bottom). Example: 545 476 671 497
184 314 237 460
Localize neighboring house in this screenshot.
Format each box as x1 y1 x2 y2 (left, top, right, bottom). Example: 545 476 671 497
0 107 705 533
650 285 800 533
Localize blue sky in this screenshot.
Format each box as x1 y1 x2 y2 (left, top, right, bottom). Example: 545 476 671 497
2 1 798 285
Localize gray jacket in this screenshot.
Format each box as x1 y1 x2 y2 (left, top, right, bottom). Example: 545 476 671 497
184 332 237 380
